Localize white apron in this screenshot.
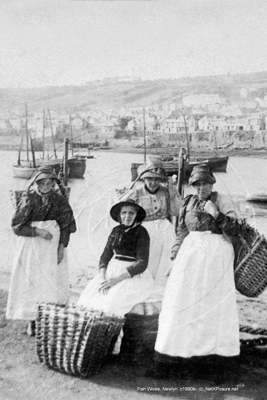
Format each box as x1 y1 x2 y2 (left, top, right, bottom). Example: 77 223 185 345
77 257 154 317
155 231 240 358
143 219 175 291
6 220 69 320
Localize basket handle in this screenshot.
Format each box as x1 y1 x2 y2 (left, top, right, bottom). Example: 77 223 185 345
237 234 252 254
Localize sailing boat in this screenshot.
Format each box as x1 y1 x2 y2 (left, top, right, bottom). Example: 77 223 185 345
36 108 62 174
67 115 86 178
13 104 38 179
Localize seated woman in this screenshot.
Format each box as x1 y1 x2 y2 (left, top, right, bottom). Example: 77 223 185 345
78 199 154 353
152 163 241 378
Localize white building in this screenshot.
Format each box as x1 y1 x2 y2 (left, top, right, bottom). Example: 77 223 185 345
183 94 221 108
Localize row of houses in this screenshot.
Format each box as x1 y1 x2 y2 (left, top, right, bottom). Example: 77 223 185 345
127 112 266 135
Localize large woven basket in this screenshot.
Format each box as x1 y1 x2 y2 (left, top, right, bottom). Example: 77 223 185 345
36 303 124 377
233 222 267 298
121 301 161 358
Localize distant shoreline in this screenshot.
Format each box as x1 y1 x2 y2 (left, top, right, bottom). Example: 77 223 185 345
94 146 267 159
1 142 267 159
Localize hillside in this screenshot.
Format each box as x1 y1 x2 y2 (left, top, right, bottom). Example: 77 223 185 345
1 71 267 116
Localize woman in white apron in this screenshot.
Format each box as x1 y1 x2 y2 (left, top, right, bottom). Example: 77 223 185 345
120 162 180 292
78 199 154 354
6 167 76 336
152 163 241 379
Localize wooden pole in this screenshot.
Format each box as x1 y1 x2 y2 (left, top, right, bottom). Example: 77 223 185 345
17 130 24 166
30 135 36 168
48 108 57 159
180 93 190 160
69 115 74 156
63 138 69 186
143 108 146 164
177 147 185 197
42 108 45 159
25 103 29 161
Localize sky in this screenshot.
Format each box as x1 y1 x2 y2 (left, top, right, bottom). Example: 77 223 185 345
0 0 267 88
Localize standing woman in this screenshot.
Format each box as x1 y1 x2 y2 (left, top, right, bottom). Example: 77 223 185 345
6 168 76 336
154 164 241 377
120 162 180 289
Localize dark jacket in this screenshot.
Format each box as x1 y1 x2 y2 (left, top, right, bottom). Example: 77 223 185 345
99 223 150 277
12 189 76 247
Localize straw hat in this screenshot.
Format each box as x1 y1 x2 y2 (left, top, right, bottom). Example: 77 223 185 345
34 167 61 184
110 199 146 223
189 163 216 185
139 162 167 181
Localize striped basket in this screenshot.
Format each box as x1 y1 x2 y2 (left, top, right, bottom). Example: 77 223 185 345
234 222 267 298
36 303 125 377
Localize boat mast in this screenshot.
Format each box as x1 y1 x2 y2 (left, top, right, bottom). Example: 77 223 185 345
180 94 190 160
69 115 74 156
29 133 36 168
48 108 57 159
143 108 146 164
17 128 24 166
42 108 46 159
25 103 29 161
211 114 218 153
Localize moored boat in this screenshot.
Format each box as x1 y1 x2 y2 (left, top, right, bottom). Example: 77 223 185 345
245 192 267 203
131 155 229 182
67 156 86 178
36 108 62 174
36 158 62 174
12 164 37 179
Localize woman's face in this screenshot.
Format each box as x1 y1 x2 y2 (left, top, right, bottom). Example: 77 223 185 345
192 180 213 200
144 177 161 192
37 178 54 194
120 205 137 226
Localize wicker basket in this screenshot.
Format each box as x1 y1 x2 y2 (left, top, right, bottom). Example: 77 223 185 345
36 303 124 377
233 222 267 298
121 301 161 358
10 186 71 210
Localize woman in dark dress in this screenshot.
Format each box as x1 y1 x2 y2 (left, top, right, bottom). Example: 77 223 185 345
6 168 76 336
78 199 154 353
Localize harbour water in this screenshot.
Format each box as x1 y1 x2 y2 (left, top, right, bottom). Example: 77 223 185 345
2 150 267 311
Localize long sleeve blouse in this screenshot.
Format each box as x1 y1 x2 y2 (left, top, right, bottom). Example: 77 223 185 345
12 189 76 247
120 182 180 222
172 191 241 256
99 223 150 277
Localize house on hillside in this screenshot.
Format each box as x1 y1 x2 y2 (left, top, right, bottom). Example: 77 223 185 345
198 116 212 131
247 113 265 130
161 115 196 134
183 94 221 108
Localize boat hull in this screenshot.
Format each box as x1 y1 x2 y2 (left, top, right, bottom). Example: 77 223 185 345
36 159 62 175
245 193 267 203
67 157 86 178
13 165 38 179
37 157 87 178
131 156 229 181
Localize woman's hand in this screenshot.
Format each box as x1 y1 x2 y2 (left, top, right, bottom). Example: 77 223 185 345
57 243 65 264
35 228 53 240
204 200 219 218
99 277 120 293
98 272 130 294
